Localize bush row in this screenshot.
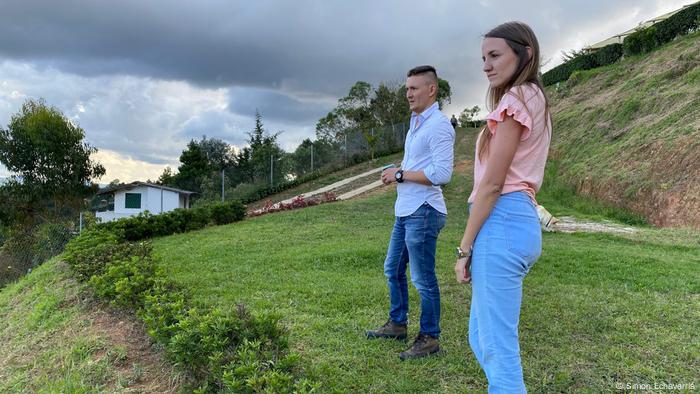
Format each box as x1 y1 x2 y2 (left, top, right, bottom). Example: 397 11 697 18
542 44 623 86
624 3 700 56
63 229 317 392
99 200 245 241
543 2 700 86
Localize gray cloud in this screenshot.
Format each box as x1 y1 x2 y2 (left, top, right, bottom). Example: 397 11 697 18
0 0 691 180
228 87 334 125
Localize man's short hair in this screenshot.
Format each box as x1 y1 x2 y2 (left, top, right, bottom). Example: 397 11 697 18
407 65 438 85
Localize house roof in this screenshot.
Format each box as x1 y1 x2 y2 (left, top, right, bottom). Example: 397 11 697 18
97 181 196 196
584 1 698 51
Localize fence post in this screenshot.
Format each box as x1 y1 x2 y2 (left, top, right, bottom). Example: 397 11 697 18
311 143 314 173
79 212 83 234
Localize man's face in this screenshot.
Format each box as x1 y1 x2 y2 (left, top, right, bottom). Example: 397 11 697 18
406 75 435 114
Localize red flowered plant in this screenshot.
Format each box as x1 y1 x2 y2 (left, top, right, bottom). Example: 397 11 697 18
248 192 337 217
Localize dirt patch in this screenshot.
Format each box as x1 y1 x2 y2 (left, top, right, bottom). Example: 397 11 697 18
547 216 638 234
85 300 183 393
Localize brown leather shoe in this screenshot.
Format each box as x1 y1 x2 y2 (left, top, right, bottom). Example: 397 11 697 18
366 319 408 340
399 333 440 360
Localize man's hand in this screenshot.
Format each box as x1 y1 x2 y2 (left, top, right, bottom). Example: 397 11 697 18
455 257 472 284
381 167 399 185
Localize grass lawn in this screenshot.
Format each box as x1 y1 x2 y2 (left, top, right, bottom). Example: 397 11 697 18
153 129 700 392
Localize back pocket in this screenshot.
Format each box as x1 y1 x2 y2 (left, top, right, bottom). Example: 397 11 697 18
505 213 542 268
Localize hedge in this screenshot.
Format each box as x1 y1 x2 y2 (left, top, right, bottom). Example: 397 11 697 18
99 200 245 242
542 44 623 86
63 229 317 392
624 2 700 56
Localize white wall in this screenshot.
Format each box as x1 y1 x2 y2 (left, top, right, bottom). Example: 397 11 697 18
145 187 180 213
114 186 150 215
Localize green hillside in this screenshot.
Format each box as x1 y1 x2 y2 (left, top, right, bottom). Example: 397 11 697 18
147 128 698 392
547 30 700 228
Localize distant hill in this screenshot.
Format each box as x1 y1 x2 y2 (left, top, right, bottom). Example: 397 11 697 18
546 30 700 228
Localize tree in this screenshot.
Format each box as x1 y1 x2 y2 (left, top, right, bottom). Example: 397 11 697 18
234 111 288 185
370 82 410 126
157 166 174 185
458 105 481 128
436 78 452 109
172 140 209 193
0 98 105 223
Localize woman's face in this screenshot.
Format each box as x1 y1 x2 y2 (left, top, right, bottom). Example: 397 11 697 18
482 37 519 88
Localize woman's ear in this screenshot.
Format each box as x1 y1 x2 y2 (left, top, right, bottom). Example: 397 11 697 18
526 46 533 60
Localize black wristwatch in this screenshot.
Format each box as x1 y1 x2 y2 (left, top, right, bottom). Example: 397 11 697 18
395 169 404 183
456 245 472 259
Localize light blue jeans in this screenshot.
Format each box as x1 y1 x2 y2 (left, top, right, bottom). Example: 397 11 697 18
469 191 541 393
384 202 446 337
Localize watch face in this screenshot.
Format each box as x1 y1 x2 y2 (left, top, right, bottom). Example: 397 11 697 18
395 171 402 180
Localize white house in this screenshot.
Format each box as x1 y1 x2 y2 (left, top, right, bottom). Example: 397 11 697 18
95 182 195 223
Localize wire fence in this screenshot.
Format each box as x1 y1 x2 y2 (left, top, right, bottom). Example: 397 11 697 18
0 219 83 287
219 121 411 202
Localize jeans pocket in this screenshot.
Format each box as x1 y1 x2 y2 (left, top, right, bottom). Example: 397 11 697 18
504 213 541 269
435 212 446 231
409 204 428 218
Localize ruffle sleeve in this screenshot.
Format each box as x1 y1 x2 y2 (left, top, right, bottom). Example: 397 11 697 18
486 87 534 141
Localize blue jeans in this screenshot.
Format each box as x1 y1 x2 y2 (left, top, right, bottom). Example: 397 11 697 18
384 203 446 338
468 191 541 393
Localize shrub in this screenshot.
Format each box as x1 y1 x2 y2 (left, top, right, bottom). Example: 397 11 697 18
167 305 312 393
140 282 189 343
594 43 623 65
624 2 700 56
209 200 246 225
88 250 161 309
63 228 124 280
623 26 659 55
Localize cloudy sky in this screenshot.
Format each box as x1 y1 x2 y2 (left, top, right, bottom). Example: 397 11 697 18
0 0 692 182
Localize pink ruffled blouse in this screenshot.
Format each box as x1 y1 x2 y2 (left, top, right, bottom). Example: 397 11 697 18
468 83 551 204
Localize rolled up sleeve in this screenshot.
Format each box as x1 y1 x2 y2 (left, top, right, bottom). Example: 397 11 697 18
423 121 455 185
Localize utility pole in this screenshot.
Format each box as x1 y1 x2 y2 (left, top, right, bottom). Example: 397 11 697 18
270 154 274 185
311 143 314 172
221 168 225 202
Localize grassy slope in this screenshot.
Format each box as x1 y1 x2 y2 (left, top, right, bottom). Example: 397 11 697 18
0 260 125 392
153 128 700 392
547 30 700 227
0 259 179 393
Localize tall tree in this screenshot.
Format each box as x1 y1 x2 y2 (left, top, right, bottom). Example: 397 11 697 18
235 111 288 185
0 98 105 223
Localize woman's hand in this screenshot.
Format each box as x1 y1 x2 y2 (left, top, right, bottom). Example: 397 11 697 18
455 256 472 284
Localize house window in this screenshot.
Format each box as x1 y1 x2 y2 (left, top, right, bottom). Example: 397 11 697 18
125 193 141 209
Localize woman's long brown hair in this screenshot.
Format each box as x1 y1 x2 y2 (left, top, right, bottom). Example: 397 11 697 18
478 21 550 162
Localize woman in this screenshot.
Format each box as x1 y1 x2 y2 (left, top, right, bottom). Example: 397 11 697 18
455 21 551 393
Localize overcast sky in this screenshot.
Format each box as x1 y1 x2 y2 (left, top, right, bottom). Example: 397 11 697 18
0 0 692 182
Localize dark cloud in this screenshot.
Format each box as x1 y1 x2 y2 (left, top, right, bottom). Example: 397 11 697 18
0 0 690 180
228 87 333 125
3 0 674 95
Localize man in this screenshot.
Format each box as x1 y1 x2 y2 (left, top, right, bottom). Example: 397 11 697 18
450 114 458 129
366 65 455 360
